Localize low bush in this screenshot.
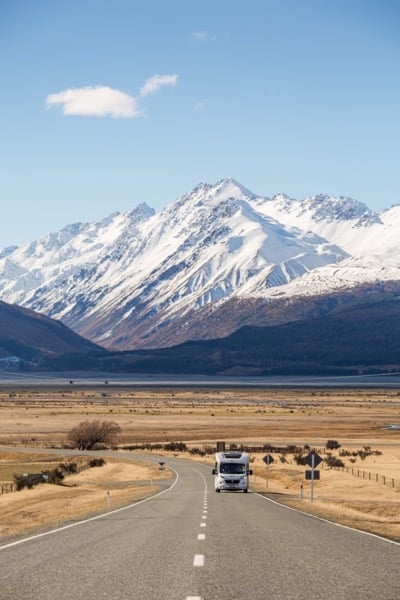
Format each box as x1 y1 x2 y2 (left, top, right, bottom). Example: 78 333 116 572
89 458 105 468
326 440 341 450
325 454 345 468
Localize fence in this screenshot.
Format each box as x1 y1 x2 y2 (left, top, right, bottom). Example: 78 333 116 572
1 482 16 494
334 466 400 490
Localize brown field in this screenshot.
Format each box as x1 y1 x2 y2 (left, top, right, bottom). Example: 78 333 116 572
1 385 400 543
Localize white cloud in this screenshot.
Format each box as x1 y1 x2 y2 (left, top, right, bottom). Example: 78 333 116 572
139 74 179 97
192 31 215 42
46 75 179 118
45 85 143 118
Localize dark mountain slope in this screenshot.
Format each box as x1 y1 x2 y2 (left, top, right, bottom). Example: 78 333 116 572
0 301 102 364
45 295 400 375
123 280 400 349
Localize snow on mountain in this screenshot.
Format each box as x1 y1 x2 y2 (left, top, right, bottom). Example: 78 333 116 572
0 203 155 305
0 179 399 349
250 197 400 300
253 192 385 255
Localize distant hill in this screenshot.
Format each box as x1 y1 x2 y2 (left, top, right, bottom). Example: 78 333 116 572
44 294 400 375
0 301 101 367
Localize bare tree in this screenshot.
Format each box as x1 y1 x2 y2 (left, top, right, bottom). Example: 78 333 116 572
67 420 121 450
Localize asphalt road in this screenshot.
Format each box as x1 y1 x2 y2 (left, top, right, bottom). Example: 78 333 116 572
1 372 400 388
1 455 400 600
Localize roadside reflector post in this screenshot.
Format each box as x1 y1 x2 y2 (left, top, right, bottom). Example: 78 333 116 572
106 490 111 508
299 482 303 501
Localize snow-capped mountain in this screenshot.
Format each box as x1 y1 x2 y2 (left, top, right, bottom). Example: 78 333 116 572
0 179 399 349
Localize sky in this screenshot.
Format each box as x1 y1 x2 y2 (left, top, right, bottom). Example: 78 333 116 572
1 0 400 248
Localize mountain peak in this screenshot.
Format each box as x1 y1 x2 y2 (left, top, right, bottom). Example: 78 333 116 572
213 178 257 199
126 202 155 222
0 178 398 350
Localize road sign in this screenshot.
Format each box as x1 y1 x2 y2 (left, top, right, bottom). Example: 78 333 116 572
263 454 274 488
305 451 322 469
305 470 320 480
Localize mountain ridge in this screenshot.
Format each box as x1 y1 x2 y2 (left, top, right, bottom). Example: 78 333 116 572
0 179 399 349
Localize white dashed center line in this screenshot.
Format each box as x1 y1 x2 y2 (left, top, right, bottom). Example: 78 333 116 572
197 533 206 540
193 554 205 567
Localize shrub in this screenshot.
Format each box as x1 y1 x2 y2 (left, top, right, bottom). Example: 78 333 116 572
326 440 341 450
89 458 106 468
163 442 187 452
13 473 46 490
46 468 65 484
67 420 121 450
293 452 307 465
59 462 78 474
325 454 345 468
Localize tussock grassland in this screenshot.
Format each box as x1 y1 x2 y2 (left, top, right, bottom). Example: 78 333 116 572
1 386 400 542
0 454 170 540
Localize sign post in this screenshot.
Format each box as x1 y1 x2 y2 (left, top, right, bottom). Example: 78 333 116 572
262 454 274 488
305 450 322 502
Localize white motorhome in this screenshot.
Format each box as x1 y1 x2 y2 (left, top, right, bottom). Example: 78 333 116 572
212 451 252 493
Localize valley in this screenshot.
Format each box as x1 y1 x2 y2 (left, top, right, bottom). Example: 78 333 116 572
2 385 400 542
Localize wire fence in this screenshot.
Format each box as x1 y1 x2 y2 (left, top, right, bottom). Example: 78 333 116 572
333 465 400 490
0 482 16 494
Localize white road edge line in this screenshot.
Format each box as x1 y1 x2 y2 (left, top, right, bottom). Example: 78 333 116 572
255 491 400 547
0 468 180 551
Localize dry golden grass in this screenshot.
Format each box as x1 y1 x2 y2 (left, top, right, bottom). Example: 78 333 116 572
249 447 400 541
0 456 170 540
1 386 400 542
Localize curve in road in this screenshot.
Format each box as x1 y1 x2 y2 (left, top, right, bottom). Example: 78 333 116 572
1 455 399 600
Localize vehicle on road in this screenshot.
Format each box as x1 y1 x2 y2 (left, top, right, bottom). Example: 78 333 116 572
212 451 252 492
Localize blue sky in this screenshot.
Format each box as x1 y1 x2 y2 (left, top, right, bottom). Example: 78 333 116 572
1 0 400 247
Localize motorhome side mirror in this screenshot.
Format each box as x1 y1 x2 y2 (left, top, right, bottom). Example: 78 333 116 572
249 469 253 475
212 468 216 475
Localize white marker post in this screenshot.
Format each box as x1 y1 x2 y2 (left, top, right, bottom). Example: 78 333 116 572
106 490 111 508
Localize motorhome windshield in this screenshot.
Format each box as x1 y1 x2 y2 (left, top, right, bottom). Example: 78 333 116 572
220 463 246 474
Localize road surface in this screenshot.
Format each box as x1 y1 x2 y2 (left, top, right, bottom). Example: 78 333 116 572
1 455 399 600
1 372 400 388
